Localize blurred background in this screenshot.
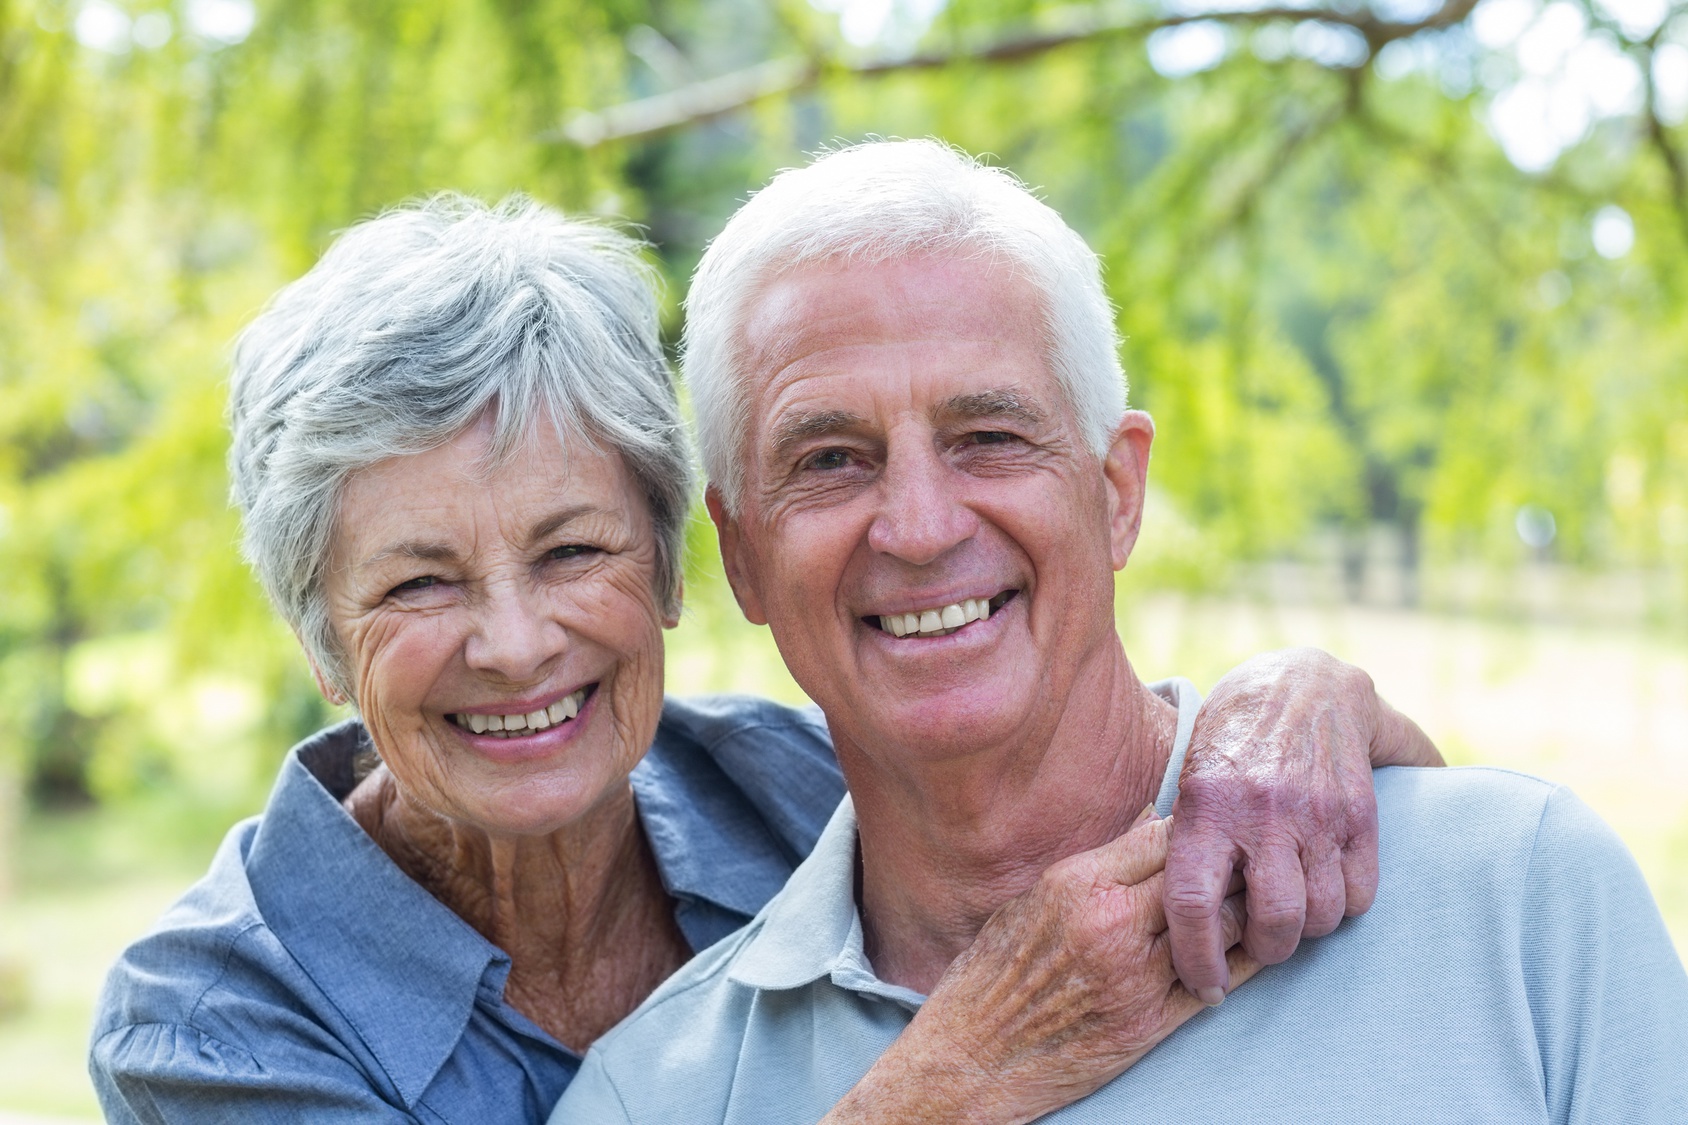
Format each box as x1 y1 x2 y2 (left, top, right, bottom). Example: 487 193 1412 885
1 0 1686 1115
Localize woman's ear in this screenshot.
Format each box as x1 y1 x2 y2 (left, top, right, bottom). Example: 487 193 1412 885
663 577 685 630
300 643 349 707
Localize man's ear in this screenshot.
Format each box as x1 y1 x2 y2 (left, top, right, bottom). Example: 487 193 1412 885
1102 410 1155 571
705 484 768 625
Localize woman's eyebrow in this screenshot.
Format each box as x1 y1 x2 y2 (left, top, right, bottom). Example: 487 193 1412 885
527 503 602 544
360 540 459 570
356 504 604 571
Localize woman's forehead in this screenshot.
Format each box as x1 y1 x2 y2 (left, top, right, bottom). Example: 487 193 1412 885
331 423 642 565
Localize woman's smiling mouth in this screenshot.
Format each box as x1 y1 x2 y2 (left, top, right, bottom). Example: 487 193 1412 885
449 686 592 738
871 590 1018 638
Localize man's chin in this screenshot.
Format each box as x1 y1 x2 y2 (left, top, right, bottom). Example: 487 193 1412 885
833 687 1040 766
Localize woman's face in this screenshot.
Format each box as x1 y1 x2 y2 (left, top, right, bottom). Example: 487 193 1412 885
321 415 673 837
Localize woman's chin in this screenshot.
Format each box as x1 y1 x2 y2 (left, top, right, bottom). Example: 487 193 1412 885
451 768 633 839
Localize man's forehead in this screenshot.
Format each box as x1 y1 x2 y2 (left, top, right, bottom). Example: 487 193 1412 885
737 255 1045 378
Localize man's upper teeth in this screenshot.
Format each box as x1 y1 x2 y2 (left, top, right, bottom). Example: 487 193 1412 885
454 689 586 735
881 597 991 637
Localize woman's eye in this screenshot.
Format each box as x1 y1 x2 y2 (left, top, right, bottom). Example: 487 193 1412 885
390 576 437 595
805 449 853 471
549 543 599 560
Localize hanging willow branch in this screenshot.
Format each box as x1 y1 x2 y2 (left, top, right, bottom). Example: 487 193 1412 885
1640 34 1688 247
547 0 1481 148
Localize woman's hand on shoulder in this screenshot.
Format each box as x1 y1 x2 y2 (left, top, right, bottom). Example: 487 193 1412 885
1164 647 1442 1003
820 812 1258 1125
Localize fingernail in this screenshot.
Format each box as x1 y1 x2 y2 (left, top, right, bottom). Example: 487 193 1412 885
1197 987 1225 1007
1133 803 1158 825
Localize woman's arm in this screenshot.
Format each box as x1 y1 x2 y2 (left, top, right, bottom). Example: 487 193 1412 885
823 815 1256 1125
823 647 1440 1124
92 1022 420 1125
1166 648 1442 1000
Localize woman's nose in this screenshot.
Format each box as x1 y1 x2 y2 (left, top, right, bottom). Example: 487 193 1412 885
866 445 979 566
462 581 567 682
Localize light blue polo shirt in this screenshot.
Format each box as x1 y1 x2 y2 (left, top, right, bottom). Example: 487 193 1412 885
553 680 1688 1124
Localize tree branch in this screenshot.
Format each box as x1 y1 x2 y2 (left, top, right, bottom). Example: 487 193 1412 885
1641 43 1688 249
547 0 1481 148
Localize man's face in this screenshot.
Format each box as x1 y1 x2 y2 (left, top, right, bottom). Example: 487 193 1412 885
710 255 1153 770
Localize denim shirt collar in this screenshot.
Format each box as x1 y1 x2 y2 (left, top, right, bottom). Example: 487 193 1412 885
244 704 827 1108
727 678 1202 998
245 720 512 1109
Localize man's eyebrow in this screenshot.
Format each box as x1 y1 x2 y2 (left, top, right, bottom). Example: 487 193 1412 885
943 389 1047 425
769 409 866 459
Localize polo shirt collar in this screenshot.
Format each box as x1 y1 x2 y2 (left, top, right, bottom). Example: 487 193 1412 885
245 721 523 1109
728 678 1202 999
728 796 918 1000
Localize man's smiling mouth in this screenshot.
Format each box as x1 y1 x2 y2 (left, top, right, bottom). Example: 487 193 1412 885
448 686 592 737
870 590 1018 638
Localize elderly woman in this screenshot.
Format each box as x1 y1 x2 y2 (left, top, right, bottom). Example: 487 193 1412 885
91 196 1438 1124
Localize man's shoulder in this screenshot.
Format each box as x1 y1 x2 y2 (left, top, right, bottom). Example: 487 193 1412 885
1373 763 1618 868
562 922 767 1117
1370 764 1629 908
1373 761 1559 807
597 918 765 1053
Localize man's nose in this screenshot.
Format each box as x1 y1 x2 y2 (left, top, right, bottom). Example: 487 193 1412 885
867 443 979 566
463 580 567 682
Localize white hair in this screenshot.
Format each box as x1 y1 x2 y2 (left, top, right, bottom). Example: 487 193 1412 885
228 194 692 698
682 139 1127 511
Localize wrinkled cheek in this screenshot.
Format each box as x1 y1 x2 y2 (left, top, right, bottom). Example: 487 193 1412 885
606 627 668 774
583 566 672 764
347 616 456 805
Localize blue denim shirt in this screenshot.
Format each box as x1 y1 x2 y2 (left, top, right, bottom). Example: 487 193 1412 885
89 695 844 1125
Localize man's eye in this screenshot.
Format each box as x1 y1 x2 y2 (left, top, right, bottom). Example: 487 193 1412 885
390 576 437 595
968 431 1016 445
805 449 853 471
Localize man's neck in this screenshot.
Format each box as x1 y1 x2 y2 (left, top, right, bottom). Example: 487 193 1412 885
841 642 1179 994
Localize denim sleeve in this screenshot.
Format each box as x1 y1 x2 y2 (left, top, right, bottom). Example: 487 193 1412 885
91 1022 421 1125
659 695 845 860
1520 786 1688 1124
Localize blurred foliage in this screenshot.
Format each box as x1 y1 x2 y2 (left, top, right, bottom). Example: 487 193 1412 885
0 0 1685 825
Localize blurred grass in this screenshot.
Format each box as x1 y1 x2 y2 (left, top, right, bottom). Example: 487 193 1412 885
2 574 1684 1118
0 800 240 1118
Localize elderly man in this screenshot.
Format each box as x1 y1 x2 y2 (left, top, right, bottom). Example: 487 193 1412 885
553 142 1688 1123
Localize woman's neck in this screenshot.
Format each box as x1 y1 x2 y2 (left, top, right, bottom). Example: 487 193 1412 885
343 768 690 1052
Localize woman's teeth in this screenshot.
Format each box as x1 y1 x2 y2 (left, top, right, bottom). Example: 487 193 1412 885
452 689 587 737
879 597 992 638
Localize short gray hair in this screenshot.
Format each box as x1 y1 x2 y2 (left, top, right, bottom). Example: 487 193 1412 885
682 139 1126 511
229 194 692 697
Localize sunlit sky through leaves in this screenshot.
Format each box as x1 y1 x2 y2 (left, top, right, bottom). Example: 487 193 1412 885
800 0 1684 184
